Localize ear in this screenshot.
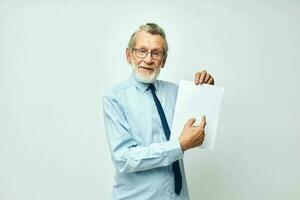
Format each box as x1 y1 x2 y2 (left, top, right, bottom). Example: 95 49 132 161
161 54 168 68
126 48 132 64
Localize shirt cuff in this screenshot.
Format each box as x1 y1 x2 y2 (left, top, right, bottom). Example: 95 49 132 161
165 139 184 162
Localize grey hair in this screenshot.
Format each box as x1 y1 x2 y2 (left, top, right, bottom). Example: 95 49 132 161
127 23 168 57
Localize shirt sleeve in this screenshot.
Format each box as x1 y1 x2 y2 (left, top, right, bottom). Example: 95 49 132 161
103 96 184 174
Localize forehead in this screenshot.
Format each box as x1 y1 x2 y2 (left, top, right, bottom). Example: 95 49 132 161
134 31 164 50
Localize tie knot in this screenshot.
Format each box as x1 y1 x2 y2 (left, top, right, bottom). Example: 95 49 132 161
148 84 156 91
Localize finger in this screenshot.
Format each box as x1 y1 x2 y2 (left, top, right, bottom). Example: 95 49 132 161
199 133 205 141
195 73 200 85
195 138 204 146
200 131 205 138
199 70 207 84
199 115 206 128
193 141 201 147
204 73 211 83
185 118 196 128
207 77 214 85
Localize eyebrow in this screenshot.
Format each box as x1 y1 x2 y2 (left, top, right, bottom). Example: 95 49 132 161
136 46 163 51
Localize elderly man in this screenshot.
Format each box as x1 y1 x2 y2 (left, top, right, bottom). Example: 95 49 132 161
103 23 214 200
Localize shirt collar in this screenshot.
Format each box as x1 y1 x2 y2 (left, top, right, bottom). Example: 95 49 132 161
130 73 159 93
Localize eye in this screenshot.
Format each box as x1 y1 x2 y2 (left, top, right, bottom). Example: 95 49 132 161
138 49 147 53
152 51 160 56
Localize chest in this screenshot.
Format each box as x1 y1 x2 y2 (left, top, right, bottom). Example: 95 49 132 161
121 89 176 145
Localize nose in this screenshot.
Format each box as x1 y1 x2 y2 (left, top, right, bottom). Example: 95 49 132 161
143 51 154 63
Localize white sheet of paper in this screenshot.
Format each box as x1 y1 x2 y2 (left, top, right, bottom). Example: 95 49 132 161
171 80 224 151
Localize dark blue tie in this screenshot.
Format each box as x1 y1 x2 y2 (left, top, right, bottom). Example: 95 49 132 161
148 84 182 195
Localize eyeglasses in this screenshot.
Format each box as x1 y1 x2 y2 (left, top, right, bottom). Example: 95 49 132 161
133 48 164 60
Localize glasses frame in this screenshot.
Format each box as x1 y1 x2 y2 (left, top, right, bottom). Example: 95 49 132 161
133 48 164 60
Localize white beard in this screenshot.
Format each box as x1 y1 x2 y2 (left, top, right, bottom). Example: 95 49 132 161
131 63 161 83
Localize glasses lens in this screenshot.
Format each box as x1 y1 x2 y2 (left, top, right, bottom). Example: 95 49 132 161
135 49 147 58
151 51 162 59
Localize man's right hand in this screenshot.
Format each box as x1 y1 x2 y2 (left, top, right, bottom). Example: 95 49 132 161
178 116 206 151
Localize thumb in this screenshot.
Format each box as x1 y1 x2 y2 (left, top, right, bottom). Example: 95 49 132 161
185 118 196 128
199 115 206 128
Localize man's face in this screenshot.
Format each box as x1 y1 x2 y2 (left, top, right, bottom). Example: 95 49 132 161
126 31 166 83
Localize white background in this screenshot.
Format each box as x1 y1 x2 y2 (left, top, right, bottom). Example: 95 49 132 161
0 0 299 199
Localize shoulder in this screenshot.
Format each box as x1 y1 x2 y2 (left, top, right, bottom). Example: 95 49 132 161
102 79 135 113
103 79 133 100
158 79 178 93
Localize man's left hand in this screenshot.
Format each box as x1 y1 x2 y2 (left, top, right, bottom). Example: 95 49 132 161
195 70 214 85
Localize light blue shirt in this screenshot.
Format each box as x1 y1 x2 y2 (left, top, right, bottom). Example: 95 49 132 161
103 74 190 200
